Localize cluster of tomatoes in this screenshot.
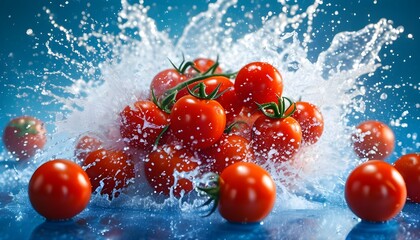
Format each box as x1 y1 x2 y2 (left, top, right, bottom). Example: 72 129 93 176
2 57 418 225
347 120 420 222
4 58 327 223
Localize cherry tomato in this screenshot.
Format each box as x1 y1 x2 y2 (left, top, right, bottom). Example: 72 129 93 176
218 162 276 223
177 76 241 123
229 108 264 140
120 100 169 152
170 95 226 149
28 159 91 220
252 115 302 163
352 120 395 160
74 135 103 163
83 149 135 199
185 58 223 78
150 69 186 100
3 116 47 161
345 160 406 222
201 134 253 174
234 62 283 111
291 101 324 145
144 144 199 197
394 153 420 203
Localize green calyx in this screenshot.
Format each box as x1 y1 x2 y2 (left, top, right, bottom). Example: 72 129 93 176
256 96 296 119
187 82 230 100
154 56 237 113
168 54 195 75
224 121 247 134
197 174 220 217
9 119 39 137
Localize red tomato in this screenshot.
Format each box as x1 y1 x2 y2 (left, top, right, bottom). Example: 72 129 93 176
28 159 91 220
185 58 223 78
3 116 47 161
352 120 395 160
120 100 169 152
170 95 226 149
83 149 135 199
218 162 276 223
176 76 241 123
394 153 420 203
144 144 199 197
345 160 406 222
230 108 264 140
291 101 324 145
74 135 103 163
201 134 253 174
252 115 302 163
234 62 283 111
150 69 186 100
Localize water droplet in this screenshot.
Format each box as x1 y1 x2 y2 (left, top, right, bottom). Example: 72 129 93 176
380 93 387 100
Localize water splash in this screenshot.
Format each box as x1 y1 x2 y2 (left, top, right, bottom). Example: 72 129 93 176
0 0 414 211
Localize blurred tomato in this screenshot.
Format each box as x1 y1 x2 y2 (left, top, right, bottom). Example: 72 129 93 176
394 153 420 203
352 120 395 160
3 116 47 161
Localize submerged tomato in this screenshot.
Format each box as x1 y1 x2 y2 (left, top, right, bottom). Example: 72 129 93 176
74 135 103 163
201 134 252 174
170 95 226 149
252 115 302 163
120 100 169 152
394 153 420 203
291 101 324 145
144 144 199 197
234 62 283 111
28 159 91 220
352 120 395 160
83 149 135 199
3 116 47 161
218 162 276 223
345 160 406 222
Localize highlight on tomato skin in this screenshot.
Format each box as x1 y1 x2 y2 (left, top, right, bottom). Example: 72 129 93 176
352 120 395 160
344 160 407 222
393 153 420 203
2 116 47 161
28 159 91 221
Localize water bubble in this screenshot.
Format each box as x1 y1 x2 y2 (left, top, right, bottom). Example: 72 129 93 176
26 29 34 36
380 93 387 100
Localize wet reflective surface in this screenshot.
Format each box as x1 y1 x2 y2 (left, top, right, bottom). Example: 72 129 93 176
1 196 419 239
